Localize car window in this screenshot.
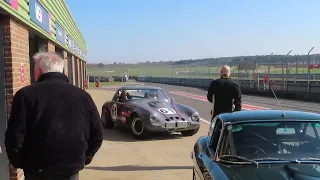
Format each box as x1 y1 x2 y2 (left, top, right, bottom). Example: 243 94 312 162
112 90 120 101
219 121 320 162
208 117 217 136
113 90 123 102
305 123 320 138
123 89 169 100
209 118 223 152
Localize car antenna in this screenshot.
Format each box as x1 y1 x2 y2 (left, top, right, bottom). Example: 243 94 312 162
270 87 285 117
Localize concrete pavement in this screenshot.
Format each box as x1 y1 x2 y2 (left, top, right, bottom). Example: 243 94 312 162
80 89 207 180
80 82 319 180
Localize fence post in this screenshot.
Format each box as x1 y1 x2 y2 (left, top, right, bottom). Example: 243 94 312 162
257 74 260 91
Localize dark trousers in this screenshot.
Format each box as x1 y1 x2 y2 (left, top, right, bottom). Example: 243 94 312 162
24 172 79 180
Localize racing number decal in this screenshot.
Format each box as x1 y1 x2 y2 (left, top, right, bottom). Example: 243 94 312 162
111 104 117 120
158 108 176 115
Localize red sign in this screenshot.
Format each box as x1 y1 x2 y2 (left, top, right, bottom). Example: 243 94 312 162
264 75 269 84
11 0 18 10
21 63 25 83
310 64 320 69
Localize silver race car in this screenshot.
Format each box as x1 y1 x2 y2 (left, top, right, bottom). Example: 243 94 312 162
101 85 200 138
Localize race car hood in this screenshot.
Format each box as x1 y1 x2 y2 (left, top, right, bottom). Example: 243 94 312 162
219 164 320 180
147 100 171 108
129 99 171 108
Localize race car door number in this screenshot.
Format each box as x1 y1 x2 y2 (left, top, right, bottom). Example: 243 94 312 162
158 108 176 115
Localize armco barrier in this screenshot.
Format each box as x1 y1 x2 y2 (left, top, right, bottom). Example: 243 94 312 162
177 72 320 80
137 77 320 102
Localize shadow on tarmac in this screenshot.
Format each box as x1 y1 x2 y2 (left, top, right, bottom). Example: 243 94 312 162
103 125 184 142
85 165 193 171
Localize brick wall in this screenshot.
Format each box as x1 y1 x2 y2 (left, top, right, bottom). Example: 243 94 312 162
71 56 75 85
74 57 79 87
48 41 55 53
3 16 30 180
63 51 68 77
77 58 81 88
79 60 83 89
38 39 55 53
83 62 86 86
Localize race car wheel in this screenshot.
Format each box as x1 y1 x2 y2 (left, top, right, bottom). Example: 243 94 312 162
130 116 149 138
102 109 114 129
181 126 200 136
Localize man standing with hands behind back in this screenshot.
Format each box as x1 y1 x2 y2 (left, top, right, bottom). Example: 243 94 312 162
207 65 242 120
5 52 103 180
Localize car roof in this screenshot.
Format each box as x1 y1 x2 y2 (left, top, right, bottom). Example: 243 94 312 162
120 85 163 90
218 110 320 123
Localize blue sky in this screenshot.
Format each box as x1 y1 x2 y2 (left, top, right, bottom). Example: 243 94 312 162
66 0 320 64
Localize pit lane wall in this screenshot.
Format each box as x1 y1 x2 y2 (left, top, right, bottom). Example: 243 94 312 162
0 1 87 180
137 77 320 103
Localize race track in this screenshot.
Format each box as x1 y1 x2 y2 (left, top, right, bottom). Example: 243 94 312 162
82 83 320 180
142 82 320 123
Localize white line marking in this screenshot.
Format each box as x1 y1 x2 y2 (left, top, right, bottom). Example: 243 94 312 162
170 91 270 111
170 91 252 110
200 118 210 125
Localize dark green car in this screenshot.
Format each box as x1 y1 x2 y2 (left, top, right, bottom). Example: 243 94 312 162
191 110 320 180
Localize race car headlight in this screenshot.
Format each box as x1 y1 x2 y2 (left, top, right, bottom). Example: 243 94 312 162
191 113 200 122
150 114 160 123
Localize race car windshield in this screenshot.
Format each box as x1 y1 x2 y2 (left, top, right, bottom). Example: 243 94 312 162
125 89 169 100
219 121 320 163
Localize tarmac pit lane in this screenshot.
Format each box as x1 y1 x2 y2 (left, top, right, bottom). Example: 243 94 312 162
80 89 209 180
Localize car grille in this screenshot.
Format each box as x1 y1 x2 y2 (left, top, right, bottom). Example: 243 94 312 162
165 117 185 121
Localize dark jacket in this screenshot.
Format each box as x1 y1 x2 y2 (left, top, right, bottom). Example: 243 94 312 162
5 72 103 177
207 76 242 117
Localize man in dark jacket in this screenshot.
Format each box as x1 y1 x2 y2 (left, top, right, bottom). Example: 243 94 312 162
5 52 103 180
207 65 242 119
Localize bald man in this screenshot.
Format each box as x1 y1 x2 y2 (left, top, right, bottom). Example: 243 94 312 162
207 65 242 119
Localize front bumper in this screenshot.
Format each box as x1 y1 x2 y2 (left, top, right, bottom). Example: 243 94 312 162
144 121 200 132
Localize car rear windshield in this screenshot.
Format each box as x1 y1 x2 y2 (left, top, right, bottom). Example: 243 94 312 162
125 89 169 100
220 121 320 161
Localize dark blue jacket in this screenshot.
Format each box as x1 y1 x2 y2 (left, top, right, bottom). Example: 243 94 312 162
5 72 103 177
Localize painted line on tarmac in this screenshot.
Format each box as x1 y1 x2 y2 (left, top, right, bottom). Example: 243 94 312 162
200 118 210 125
170 91 250 110
169 91 270 110
174 91 270 110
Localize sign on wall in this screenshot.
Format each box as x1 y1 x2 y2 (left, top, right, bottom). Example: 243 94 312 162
64 34 68 45
68 36 73 50
4 0 19 10
29 0 51 34
21 63 25 83
49 13 52 35
73 42 76 52
55 22 65 44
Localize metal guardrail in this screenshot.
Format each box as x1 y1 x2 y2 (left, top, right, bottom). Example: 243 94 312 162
137 76 320 95
176 72 320 80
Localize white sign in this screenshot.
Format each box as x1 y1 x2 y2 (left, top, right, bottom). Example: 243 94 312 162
35 3 42 22
158 108 176 115
111 104 117 120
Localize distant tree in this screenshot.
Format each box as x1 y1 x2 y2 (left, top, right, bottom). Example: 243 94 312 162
97 63 104 68
114 62 117 64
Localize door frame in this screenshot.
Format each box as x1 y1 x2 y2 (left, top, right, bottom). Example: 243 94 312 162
0 14 10 180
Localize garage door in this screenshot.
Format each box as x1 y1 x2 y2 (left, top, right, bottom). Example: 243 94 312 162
0 16 10 180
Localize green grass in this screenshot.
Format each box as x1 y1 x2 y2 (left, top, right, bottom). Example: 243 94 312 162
89 81 125 88
88 65 320 79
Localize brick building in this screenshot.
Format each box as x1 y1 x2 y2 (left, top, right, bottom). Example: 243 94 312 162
0 0 87 179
